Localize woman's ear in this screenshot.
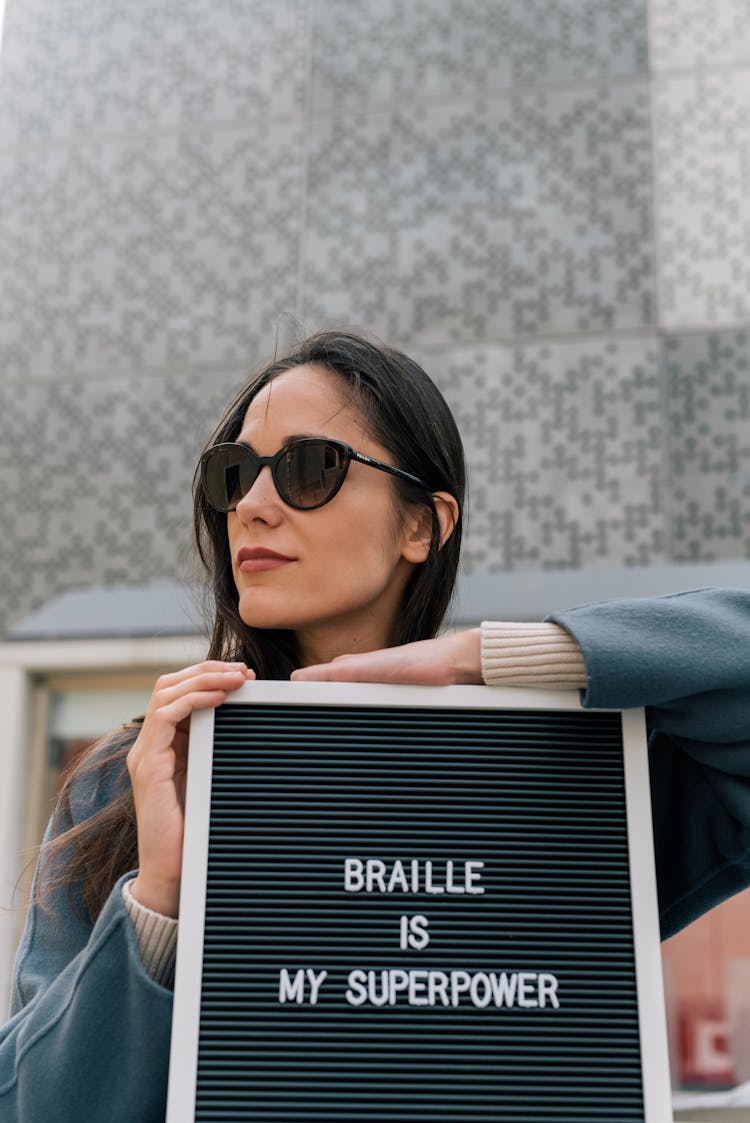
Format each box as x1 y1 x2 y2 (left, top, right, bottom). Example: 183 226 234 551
433 491 459 547
400 491 459 564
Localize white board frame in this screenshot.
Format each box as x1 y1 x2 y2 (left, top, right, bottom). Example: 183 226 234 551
167 681 671 1122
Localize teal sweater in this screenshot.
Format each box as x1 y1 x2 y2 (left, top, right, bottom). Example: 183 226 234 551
3 589 750 1121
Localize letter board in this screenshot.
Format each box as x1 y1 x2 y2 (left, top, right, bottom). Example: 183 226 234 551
168 681 672 1122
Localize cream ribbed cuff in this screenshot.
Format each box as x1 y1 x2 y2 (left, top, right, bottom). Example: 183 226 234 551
480 621 587 689
122 877 178 989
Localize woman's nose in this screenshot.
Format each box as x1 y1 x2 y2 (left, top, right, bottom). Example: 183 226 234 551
234 466 283 522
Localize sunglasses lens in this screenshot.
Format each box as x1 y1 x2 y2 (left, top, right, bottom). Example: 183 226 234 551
282 440 348 508
202 446 256 511
201 440 350 511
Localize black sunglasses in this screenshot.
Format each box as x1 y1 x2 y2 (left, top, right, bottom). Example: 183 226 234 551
199 437 433 512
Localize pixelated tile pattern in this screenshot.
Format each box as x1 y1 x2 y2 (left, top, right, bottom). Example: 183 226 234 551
649 0 750 72
310 0 399 110
304 83 654 344
414 336 665 571
498 0 648 84
0 0 307 145
0 367 250 634
0 119 304 379
653 69 750 331
665 332 750 561
303 110 396 341
311 0 648 110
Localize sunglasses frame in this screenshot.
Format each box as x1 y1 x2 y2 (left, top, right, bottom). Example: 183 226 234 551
199 437 433 512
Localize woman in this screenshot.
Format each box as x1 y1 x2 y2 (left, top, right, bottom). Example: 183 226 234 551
3 331 750 1121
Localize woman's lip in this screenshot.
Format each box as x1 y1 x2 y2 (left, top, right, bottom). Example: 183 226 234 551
236 548 295 574
239 556 293 574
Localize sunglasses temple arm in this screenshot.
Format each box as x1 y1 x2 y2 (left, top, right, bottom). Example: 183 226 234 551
350 451 432 492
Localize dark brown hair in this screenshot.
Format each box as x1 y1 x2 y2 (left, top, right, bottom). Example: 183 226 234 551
39 331 466 921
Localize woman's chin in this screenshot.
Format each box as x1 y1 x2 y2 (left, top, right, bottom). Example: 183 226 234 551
236 591 296 631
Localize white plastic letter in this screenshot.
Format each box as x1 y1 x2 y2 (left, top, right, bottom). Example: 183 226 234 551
425 860 444 894
490 972 518 1007
387 860 410 893
366 859 387 893
409 971 429 1006
445 860 464 893
469 972 492 1008
466 860 485 894
306 968 328 1005
450 970 471 1006
538 973 560 1009
344 858 364 892
518 972 539 1008
279 968 305 1004
345 970 367 1006
389 969 409 1004
407 914 430 950
399 914 409 949
427 970 450 1006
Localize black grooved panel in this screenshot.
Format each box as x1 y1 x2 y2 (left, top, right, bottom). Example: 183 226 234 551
195 704 644 1121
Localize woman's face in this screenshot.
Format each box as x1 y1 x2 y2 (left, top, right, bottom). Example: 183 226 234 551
227 364 427 665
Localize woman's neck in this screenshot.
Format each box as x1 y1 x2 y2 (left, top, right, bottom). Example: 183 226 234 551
296 619 395 669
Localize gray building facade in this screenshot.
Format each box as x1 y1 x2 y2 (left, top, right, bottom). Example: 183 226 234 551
1 0 749 633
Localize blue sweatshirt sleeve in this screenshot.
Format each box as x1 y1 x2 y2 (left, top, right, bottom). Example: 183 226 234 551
1 776 173 1121
549 587 750 938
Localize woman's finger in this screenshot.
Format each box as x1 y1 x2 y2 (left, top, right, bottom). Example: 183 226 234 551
155 688 238 728
147 662 251 703
156 660 249 684
148 667 251 712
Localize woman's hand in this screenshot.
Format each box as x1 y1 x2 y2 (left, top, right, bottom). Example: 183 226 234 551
127 661 253 918
290 628 482 686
